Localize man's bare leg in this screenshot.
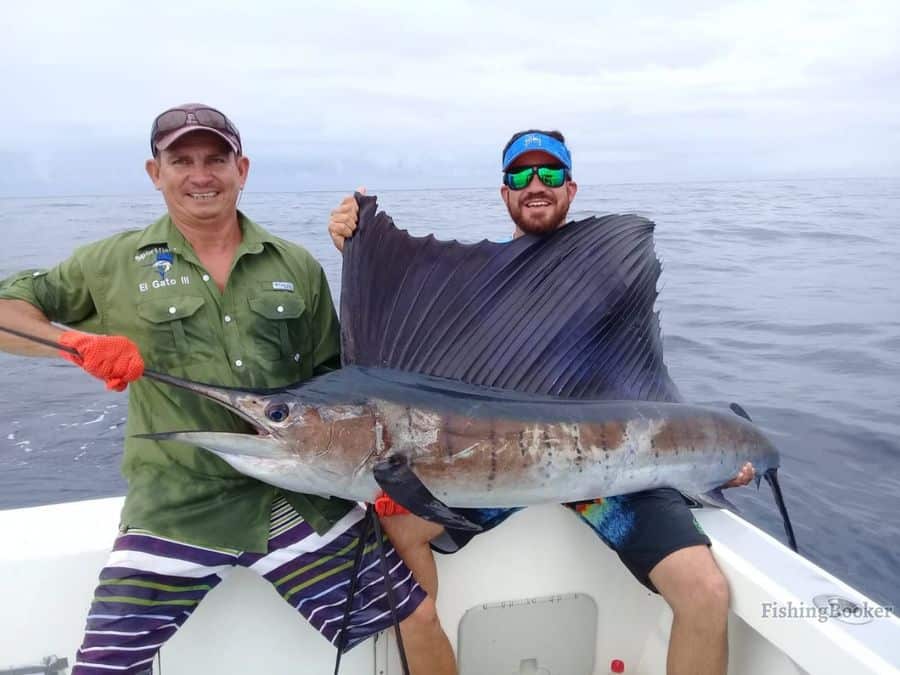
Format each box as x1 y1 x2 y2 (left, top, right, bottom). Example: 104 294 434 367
380 514 444 598
649 545 730 675
398 596 457 675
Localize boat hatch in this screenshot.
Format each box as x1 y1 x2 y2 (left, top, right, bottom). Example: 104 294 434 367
458 593 598 674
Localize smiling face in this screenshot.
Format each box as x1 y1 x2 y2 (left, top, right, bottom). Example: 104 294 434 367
145 130 249 229
501 150 578 237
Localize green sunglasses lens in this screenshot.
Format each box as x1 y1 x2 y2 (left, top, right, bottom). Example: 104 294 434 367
506 168 534 189
536 167 566 188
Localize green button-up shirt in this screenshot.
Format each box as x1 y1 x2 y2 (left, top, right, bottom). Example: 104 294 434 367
0 212 355 552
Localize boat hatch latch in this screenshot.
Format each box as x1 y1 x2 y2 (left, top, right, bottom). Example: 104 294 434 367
812 594 874 625
0 655 69 675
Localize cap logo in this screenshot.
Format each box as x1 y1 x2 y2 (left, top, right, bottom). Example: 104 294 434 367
502 131 571 171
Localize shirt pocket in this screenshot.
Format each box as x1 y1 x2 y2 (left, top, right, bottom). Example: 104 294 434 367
247 292 313 364
136 295 213 367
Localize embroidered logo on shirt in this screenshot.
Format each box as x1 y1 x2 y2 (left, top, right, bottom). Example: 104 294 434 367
272 281 294 292
152 252 174 280
136 250 190 293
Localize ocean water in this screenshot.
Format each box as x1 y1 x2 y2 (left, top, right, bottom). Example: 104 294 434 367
0 178 897 612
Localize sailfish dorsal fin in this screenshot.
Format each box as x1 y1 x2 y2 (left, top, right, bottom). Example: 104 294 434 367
340 194 680 402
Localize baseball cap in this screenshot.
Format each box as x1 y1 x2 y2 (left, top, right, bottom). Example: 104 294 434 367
150 103 242 156
502 132 571 170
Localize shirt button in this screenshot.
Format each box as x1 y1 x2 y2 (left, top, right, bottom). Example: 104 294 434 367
202 274 210 282
293 353 301 362
235 359 243 367
224 315 232 323
168 306 177 314
276 305 284 313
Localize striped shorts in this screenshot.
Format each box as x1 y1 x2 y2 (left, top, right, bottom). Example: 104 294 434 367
72 497 425 674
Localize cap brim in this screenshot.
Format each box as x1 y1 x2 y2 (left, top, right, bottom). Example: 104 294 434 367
155 126 240 155
503 148 569 170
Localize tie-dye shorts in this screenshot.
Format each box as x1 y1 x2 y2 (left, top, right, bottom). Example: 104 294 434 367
433 487 710 592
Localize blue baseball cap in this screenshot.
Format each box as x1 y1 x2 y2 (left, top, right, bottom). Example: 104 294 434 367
502 132 572 171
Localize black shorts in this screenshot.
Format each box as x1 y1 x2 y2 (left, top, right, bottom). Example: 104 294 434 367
432 488 711 593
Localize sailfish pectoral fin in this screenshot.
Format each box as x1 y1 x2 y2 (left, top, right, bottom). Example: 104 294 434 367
373 455 482 532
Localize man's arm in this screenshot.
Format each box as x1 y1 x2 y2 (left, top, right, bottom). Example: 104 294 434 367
0 297 144 391
0 299 65 357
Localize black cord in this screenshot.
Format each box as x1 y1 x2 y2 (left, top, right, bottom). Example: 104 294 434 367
332 506 412 675
333 509 373 675
371 509 411 675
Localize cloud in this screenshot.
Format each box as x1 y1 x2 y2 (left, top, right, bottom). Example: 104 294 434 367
1 0 898 195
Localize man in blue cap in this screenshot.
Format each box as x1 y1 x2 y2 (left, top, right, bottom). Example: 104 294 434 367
498 129 577 236
328 129 755 675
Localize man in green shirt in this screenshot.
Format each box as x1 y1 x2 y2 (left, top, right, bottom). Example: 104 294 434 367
0 104 455 674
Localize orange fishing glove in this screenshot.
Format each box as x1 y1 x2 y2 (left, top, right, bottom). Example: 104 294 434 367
374 491 410 517
59 331 144 392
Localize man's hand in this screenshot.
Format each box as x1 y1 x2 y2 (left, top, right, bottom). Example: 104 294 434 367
59 331 144 392
328 186 365 252
721 461 755 489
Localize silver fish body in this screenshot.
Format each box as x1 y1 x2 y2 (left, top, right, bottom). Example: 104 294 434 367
142 367 778 507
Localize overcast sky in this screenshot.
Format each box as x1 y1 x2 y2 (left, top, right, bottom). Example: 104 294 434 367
1 0 898 196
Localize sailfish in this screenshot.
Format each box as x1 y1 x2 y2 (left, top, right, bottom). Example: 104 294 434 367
140 195 797 550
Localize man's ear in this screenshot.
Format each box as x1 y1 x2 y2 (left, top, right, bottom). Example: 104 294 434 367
566 180 578 201
145 158 161 189
500 185 510 205
237 155 250 188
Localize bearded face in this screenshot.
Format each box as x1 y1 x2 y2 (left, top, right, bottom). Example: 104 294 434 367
501 150 578 237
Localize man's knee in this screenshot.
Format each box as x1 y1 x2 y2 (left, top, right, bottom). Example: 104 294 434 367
400 596 442 634
651 546 730 618
380 514 444 550
683 567 730 617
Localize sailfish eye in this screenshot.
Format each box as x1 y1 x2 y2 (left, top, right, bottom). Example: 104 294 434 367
265 402 290 423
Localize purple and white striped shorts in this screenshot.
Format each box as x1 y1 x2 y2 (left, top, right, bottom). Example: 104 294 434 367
72 497 425 674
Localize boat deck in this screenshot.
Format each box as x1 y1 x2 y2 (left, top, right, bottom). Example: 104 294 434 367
1 498 898 674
